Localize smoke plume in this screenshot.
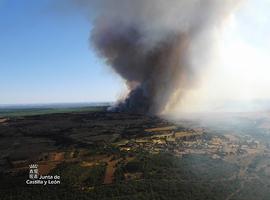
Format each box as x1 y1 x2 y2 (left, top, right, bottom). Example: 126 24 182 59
77 0 240 115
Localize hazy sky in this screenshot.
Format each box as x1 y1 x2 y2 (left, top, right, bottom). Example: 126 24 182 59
176 0 270 112
198 0 270 102
0 0 269 105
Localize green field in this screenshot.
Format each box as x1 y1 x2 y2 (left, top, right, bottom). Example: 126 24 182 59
0 106 108 117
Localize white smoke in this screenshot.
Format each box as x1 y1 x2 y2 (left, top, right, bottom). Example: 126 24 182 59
175 0 270 113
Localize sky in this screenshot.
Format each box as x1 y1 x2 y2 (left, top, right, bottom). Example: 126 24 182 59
0 0 269 106
174 0 270 112
202 0 270 102
0 0 123 105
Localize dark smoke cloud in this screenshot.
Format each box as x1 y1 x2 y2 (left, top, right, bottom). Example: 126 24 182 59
75 0 240 115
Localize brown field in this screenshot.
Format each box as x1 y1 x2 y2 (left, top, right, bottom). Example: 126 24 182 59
145 126 176 132
0 118 7 124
